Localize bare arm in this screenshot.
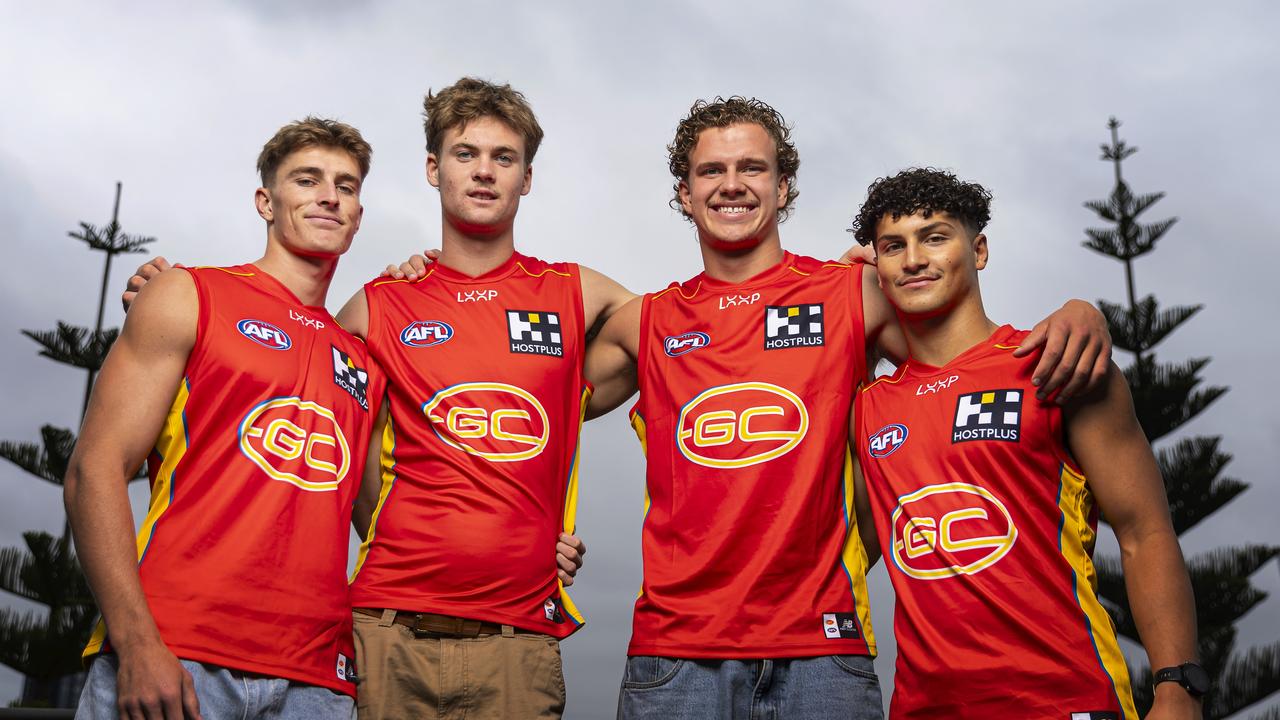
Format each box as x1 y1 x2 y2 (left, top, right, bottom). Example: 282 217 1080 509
1066 363 1200 719
335 287 371 339
352 394 389 542
579 265 638 343
583 296 641 420
65 268 202 720
846 435 881 569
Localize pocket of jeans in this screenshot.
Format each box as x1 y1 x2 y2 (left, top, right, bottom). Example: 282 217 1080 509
831 654 879 681
621 656 685 690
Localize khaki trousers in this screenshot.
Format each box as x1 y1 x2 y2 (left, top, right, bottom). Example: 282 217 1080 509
352 610 565 720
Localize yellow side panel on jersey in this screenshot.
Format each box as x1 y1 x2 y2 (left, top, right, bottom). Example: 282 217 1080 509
350 413 400 582
840 447 877 653
1057 463 1137 719
630 410 651 600
554 385 592 626
84 378 192 660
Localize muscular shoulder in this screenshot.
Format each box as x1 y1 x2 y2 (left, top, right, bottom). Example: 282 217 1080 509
121 267 198 353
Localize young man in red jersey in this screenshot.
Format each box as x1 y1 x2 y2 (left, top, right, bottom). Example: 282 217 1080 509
851 168 1201 719
328 78 633 720
584 99 1114 719
66 118 385 720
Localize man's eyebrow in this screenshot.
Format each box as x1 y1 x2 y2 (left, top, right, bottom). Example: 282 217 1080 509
336 171 361 188
918 220 957 233
285 166 323 178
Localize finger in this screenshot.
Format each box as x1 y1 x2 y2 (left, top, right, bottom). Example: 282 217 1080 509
556 544 582 569
381 263 405 280
139 262 164 280
397 262 419 280
557 569 575 587
1054 340 1100 404
557 553 578 575
1013 320 1047 358
127 273 148 292
122 290 137 312
560 532 586 555
424 248 442 259
407 254 430 275
152 256 172 273
1038 332 1086 400
181 669 203 720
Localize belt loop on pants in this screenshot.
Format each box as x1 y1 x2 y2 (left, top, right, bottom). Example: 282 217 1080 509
379 609 397 628
501 625 515 638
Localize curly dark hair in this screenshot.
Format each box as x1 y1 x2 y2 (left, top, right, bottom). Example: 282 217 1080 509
851 168 993 246
667 96 800 222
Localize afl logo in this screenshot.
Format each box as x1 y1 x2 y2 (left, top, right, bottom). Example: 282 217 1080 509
867 424 908 458
421 382 549 462
401 320 454 347
664 331 710 357
237 319 292 350
891 482 1018 581
676 381 809 469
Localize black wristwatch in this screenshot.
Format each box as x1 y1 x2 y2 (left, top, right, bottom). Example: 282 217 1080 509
1153 662 1210 697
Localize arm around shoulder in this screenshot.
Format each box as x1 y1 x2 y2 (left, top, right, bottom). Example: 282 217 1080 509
579 265 638 337
583 295 642 420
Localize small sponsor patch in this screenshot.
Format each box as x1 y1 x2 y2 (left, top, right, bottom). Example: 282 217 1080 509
400 320 454 347
237 319 292 350
822 612 860 639
1070 713 1118 720
508 310 563 357
867 423 908 458
664 331 710 357
457 289 498 303
916 375 959 396
953 389 1022 444
543 597 565 624
764 304 824 350
336 652 357 682
332 346 370 410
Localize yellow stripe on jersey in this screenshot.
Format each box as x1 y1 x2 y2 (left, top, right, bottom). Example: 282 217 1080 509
193 266 255 277
84 377 192 660
515 261 572 279
551 384 593 627
1057 462 1137 719
630 410 651 599
651 282 703 303
839 446 877 653
350 413 400 582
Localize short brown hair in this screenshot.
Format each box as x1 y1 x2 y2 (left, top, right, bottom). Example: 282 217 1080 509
667 97 801 222
256 117 372 187
423 77 544 163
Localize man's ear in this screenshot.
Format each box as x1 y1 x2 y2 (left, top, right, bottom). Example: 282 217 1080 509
255 186 273 222
678 179 693 216
776 176 789 209
521 162 533 196
973 233 989 270
426 153 440 189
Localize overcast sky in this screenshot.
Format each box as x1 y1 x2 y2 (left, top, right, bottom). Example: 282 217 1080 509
2 1 1277 715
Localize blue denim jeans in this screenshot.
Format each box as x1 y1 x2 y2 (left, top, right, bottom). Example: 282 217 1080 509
617 655 883 720
76 654 356 720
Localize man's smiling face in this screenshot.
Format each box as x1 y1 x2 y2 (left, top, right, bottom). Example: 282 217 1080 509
679 122 789 252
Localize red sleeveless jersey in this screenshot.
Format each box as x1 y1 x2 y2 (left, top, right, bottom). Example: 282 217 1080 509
349 252 588 636
855 325 1137 719
84 264 384 696
628 252 875 658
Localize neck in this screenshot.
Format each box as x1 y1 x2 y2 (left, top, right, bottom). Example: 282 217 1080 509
898 295 999 368
254 243 338 308
699 234 785 283
438 219 517 277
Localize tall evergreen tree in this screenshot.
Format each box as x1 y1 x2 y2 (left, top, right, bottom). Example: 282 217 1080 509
0 183 153 707
1085 118 1280 718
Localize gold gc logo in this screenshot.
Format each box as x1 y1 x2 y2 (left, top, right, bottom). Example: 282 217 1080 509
891 482 1018 580
676 381 808 469
238 397 351 492
422 382 549 462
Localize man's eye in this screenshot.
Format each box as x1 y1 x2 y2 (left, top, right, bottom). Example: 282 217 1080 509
456 151 473 160
297 178 317 187
338 184 357 195
497 155 514 164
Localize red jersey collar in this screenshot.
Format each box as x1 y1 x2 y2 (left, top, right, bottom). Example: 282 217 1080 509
901 324 1019 378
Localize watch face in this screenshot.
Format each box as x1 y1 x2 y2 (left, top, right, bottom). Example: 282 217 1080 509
1182 662 1211 694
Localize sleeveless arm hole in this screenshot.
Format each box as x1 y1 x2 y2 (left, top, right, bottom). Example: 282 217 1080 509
633 294 654 421
568 263 588 378
183 267 209 373
363 282 385 361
